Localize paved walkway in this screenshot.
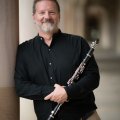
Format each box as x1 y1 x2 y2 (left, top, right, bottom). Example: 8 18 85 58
95 71 120 120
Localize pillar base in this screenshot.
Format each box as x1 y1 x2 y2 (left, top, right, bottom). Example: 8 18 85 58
0 87 19 120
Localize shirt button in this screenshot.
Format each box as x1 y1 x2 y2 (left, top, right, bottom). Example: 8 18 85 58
49 49 51 51
50 77 53 80
49 62 52 66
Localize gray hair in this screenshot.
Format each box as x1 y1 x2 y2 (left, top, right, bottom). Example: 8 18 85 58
33 0 60 14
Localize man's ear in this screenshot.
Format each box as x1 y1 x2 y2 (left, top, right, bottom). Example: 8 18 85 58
32 14 36 24
58 13 60 22
32 14 35 20
32 14 36 25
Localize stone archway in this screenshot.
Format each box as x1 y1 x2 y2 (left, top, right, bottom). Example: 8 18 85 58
58 0 87 36
86 5 111 49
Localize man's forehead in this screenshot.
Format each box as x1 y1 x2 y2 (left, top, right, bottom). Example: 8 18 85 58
35 1 59 13
35 0 57 9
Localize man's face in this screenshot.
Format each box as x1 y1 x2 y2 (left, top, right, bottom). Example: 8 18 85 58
33 0 60 33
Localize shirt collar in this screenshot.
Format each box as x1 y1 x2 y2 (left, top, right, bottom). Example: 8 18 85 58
36 29 61 40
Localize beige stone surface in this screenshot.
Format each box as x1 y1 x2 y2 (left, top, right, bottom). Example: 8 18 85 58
0 87 19 120
95 71 120 120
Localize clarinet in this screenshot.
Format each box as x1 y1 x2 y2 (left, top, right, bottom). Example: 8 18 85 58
47 39 99 120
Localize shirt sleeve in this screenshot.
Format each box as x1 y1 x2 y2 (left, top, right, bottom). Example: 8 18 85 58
14 44 54 100
64 38 100 100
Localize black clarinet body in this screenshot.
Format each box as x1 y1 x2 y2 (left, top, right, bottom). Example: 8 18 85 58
47 39 99 120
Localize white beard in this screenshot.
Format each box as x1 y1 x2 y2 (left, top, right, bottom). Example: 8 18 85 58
36 21 58 33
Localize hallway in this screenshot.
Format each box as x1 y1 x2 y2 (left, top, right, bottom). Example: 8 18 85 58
95 71 120 120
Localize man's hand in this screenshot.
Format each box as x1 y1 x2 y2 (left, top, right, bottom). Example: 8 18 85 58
44 84 68 104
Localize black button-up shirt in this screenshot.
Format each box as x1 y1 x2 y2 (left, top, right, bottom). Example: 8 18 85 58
14 30 100 119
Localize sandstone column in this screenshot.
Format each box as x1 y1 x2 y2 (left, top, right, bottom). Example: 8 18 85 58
116 1 120 54
0 0 19 120
58 0 87 36
75 0 87 37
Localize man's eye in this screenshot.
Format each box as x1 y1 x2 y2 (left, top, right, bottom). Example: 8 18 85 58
39 12 45 15
49 12 55 15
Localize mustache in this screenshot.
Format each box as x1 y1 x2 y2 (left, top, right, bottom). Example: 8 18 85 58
43 19 54 24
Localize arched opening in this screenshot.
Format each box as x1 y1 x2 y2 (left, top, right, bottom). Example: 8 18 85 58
86 16 100 42
85 5 111 49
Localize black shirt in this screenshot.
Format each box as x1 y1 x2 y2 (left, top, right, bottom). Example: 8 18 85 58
14 30 100 120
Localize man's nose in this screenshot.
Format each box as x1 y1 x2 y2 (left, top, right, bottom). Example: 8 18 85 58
44 12 50 19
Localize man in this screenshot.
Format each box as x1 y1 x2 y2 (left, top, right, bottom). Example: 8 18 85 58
14 0 100 120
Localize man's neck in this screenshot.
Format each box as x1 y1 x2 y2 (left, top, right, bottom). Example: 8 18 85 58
39 32 53 40
38 29 58 46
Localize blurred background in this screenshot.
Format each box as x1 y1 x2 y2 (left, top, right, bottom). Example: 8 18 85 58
0 0 120 120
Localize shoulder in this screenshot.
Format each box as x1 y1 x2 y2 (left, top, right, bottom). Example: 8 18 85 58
61 32 89 46
61 32 83 39
16 36 37 57
18 38 34 49
18 36 37 52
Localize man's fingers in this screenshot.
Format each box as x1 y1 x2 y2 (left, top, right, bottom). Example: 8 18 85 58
44 92 53 100
54 84 59 87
